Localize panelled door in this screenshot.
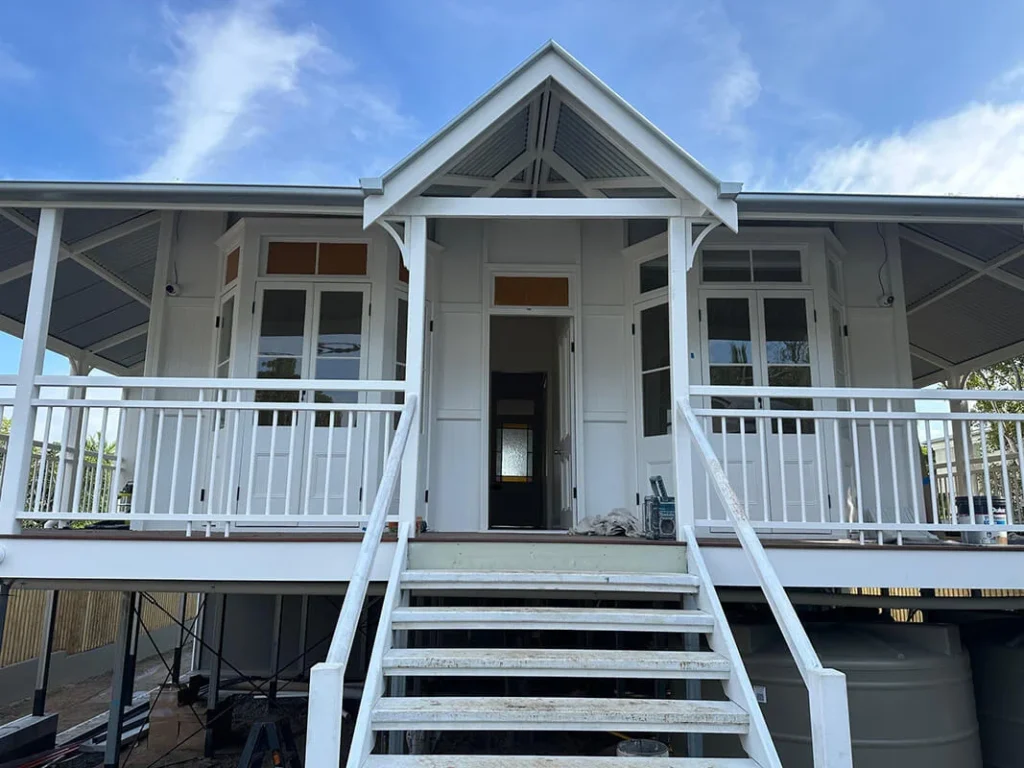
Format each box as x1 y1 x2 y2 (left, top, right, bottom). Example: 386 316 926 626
240 282 370 522
699 289 824 523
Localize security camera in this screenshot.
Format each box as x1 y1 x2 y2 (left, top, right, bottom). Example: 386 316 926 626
877 293 895 307
165 283 181 297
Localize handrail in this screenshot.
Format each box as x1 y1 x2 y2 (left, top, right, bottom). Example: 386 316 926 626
677 399 853 768
691 383 1023 402
33 375 406 392
324 394 416 665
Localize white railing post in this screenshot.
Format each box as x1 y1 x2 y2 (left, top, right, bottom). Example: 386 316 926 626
399 216 427 534
0 209 64 534
810 667 853 768
305 661 346 767
668 217 694 537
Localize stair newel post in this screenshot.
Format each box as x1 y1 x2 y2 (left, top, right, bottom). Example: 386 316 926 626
668 216 695 538
399 216 427 536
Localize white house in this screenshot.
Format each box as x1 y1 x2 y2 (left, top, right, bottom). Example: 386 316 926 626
1 42 1023 767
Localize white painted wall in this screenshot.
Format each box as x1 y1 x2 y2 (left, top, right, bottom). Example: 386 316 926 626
834 222 920 523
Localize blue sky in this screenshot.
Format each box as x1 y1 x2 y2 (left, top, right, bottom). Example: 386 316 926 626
4 0 1024 374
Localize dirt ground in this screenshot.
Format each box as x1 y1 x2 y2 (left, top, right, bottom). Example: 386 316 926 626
0 645 190 729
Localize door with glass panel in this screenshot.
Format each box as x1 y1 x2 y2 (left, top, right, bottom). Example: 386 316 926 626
699 290 822 524
243 283 369 523
634 296 674 498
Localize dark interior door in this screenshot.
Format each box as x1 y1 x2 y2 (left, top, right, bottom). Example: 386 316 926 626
489 372 546 528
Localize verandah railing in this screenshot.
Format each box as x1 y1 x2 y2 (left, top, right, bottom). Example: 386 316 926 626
691 385 1024 544
3 375 407 535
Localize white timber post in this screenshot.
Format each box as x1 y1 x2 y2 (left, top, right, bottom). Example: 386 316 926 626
668 216 694 537
810 667 854 768
0 208 64 534
399 216 427 535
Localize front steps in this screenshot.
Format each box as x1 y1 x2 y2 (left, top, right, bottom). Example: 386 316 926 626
346 540 779 767
365 758 761 767
382 648 732 679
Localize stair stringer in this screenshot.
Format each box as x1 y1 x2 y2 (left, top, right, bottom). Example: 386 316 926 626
683 526 781 768
348 523 412 768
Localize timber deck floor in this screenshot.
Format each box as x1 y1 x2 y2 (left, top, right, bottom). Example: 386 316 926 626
7 527 1024 551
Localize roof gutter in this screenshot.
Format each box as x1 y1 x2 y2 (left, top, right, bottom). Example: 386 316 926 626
0 181 366 214
738 192 1024 225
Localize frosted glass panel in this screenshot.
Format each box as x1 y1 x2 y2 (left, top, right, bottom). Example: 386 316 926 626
499 427 531 479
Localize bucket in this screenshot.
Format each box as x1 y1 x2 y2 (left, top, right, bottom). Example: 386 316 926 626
616 738 668 757
956 496 1007 545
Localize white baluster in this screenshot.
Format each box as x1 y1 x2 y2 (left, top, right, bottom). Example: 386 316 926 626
91 407 110 515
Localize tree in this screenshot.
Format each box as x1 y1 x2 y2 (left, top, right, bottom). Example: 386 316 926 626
962 356 1024 512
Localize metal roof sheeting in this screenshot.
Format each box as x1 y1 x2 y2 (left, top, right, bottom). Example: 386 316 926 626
448 103 531 179
0 216 36 271
908 276 1024 367
899 238 971 306
552 102 646 179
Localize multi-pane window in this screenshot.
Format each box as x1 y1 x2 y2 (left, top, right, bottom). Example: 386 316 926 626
640 303 671 437
702 248 802 283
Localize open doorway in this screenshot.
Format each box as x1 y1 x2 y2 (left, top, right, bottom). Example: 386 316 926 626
489 316 575 530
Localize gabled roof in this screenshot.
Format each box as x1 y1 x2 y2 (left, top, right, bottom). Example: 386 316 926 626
361 41 739 230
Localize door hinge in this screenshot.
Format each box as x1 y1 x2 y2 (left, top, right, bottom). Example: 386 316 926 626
698 308 702 322
215 315 221 329
813 309 818 322
827 493 832 509
199 488 206 502
368 303 372 317
251 301 256 314
631 323 636 335
424 489 429 504
570 341 575 353
843 324 849 337
236 486 241 501
359 487 363 502
635 492 641 506
429 319 434 332
572 486 577 499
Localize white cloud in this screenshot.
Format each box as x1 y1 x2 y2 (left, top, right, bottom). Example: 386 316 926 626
707 57 761 130
0 46 33 83
798 100 1024 196
139 1 414 183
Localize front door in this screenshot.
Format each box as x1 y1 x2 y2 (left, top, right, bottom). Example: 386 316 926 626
240 282 369 522
699 289 822 524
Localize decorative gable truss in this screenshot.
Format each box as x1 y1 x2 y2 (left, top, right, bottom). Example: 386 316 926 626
362 43 739 230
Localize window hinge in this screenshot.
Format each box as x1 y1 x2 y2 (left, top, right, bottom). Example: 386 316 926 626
359 487 363 502
199 488 206 502
236 487 241 501
827 493 832 509
424 489 429 504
